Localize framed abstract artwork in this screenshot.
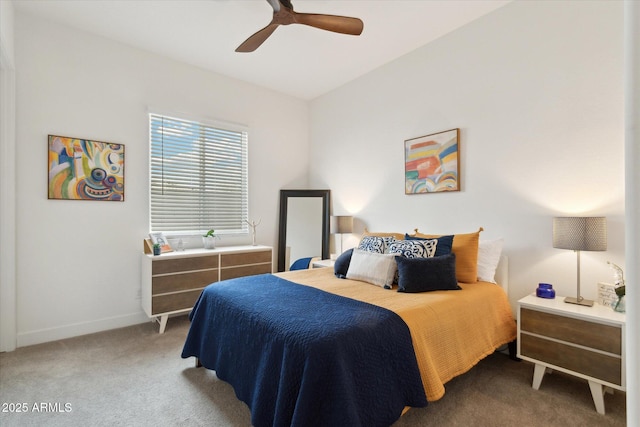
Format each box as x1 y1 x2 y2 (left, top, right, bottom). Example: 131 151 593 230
48 135 125 201
404 128 460 194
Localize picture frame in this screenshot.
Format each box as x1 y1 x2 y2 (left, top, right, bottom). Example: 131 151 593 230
404 128 460 194
597 282 617 309
149 232 173 253
48 135 125 201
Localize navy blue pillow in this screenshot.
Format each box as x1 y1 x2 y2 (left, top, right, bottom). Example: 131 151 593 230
290 257 312 271
396 253 460 293
405 234 454 257
334 248 354 279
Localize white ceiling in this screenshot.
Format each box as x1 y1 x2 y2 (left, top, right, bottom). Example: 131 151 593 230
13 0 511 100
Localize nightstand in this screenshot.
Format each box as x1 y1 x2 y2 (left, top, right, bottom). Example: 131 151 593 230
517 294 626 414
311 259 335 268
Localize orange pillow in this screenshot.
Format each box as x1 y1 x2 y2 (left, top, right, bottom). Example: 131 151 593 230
411 227 483 283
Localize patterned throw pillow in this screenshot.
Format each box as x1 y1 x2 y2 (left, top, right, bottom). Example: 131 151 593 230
387 239 437 258
405 234 453 257
361 229 405 241
358 236 389 254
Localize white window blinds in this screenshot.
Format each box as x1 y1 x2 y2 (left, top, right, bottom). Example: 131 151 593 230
149 113 248 235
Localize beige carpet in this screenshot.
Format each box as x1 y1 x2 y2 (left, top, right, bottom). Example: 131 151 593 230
0 315 626 427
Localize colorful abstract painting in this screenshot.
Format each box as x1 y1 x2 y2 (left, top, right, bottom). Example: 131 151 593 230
404 128 459 194
48 135 125 201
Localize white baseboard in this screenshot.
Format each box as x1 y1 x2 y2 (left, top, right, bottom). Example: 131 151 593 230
16 312 150 348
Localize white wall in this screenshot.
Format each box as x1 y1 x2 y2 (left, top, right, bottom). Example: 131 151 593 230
309 0 625 309
0 0 17 352
0 0 15 62
7 0 630 355
13 11 310 346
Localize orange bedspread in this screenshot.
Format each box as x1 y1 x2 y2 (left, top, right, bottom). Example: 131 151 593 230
277 268 516 401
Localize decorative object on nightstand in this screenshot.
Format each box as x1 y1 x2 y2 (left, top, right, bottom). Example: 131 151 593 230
312 259 335 269
552 216 607 306
152 244 161 256
517 294 626 415
597 282 618 308
607 261 626 313
536 283 555 299
331 215 353 255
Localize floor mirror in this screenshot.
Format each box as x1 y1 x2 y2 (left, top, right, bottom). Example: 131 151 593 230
277 189 330 272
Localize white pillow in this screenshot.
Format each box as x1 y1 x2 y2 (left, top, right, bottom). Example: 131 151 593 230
477 238 504 283
346 249 397 289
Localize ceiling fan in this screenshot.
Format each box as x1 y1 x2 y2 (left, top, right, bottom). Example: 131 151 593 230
236 0 364 52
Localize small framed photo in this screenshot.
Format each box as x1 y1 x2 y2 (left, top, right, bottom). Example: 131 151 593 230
404 128 460 194
597 282 617 309
149 232 173 253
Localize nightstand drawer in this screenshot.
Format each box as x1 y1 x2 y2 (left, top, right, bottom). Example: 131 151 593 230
520 308 621 355
520 333 622 385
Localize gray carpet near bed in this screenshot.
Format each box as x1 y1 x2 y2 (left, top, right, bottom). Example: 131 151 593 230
0 315 626 427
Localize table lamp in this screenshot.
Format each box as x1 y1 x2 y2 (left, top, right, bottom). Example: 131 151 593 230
331 216 353 255
553 216 607 306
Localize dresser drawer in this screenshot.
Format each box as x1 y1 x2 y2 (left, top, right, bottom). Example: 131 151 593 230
152 269 219 295
221 263 272 281
520 333 621 385
520 308 621 355
221 250 272 267
152 255 218 275
152 289 203 315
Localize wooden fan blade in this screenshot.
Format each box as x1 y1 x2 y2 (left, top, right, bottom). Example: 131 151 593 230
236 23 279 52
292 12 363 36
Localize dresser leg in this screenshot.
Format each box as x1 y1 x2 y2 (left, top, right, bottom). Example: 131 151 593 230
158 315 168 334
588 381 606 415
532 363 546 390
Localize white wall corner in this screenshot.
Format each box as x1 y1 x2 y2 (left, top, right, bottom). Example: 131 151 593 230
624 1 639 425
0 0 17 352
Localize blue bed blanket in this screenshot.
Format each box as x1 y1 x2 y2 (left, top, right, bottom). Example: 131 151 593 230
181 274 427 427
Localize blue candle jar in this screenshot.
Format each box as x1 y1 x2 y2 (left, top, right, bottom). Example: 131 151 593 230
536 283 556 299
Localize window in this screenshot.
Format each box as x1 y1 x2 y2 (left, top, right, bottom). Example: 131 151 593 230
149 113 248 235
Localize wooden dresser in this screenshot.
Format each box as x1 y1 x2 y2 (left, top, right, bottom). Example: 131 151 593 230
141 245 272 333
517 294 626 414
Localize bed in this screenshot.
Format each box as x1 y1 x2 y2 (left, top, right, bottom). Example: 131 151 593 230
182 232 516 427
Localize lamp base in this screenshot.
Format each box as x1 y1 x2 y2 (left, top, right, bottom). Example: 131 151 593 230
564 296 594 307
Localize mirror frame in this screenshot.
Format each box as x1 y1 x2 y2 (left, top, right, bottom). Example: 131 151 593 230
278 189 331 272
